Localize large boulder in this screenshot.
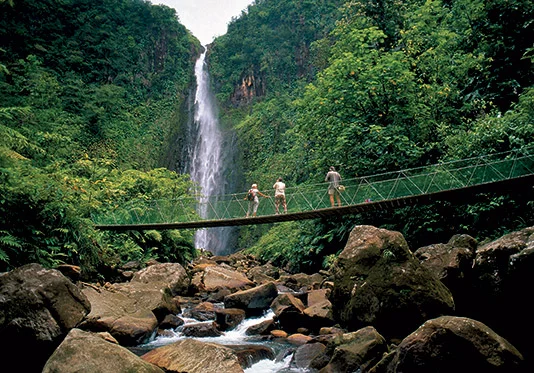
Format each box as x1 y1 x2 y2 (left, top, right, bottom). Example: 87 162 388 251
141 339 244 373
330 225 455 340
270 292 310 334
303 289 335 331
77 280 178 346
469 226 534 370
0 263 91 372
224 281 279 316
320 326 388 373
131 262 190 296
370 316 525 373
42 328 164 373
414 234 477 314
194 265 255 293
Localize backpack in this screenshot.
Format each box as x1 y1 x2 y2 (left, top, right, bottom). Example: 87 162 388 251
247 189 256 201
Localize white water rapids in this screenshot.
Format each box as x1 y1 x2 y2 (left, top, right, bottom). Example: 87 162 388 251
142 309 300 372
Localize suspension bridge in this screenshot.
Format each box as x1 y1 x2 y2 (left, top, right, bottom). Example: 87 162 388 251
93 146 534 231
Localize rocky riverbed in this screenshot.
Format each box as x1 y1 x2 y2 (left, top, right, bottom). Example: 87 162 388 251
1 224 533 372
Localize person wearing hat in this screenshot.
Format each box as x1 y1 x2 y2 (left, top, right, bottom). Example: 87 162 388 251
325 166 342 207
245 183 269 217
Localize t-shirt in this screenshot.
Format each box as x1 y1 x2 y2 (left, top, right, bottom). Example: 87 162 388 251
273 181 286 196
325 171 341 189
249 188 260 201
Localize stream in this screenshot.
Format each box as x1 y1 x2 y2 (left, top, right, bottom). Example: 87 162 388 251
137 308 306 372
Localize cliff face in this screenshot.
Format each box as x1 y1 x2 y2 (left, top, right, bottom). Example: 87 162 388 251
230 72 266 106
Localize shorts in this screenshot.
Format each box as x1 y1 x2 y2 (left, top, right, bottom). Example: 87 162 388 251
328 187 340 196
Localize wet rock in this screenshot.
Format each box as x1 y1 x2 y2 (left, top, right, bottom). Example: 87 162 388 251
370 316 525 373
42 328 164 373
141 339 244 373
225 344 276 369
215 308 246 331
224 281 278 316
78 281 177 346
159 314 184 330
330 225 455 340
321 326 387 373
181 321 223 337
245 318 277 336
0 263 91 372
291 342 327 370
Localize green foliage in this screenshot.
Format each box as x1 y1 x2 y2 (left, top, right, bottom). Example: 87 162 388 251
213 0 534 270
0 0 201 276
209 0 344 103
245 218 352 273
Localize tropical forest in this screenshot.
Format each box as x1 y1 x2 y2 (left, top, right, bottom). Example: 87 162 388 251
1 0 533 278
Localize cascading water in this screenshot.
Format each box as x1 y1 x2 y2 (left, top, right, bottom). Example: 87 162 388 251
185 49 237 254
141 309 295 372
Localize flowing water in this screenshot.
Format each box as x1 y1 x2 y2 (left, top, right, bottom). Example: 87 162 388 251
141 309 305 372
184 49 238 255
156 50 301 372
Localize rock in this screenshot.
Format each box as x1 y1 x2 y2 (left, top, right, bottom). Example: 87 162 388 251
42 328 164 373
183 301 217 321
141 339 244 373
321 326 387 373
215 308 247 331
330 225 455 340
77 280 177 346
370 316 525 373
225 344 276 369
291 342 327 370
287 333 313 345
247 263 280 284
0 263 91 372
271 292 310 333
271 329 288 338
469 226 534 370
181 321 223 337
304 289 335 331
54 264 82 282
278 272 324 292
206 287 232 302
414 234 477 313
131 262 190 297
245 318 277 335
158 314 184 330
200 265 255 292
224 281 279 316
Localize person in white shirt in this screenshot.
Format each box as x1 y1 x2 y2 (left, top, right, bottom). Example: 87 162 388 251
244 183 268 217
273 177 287 214
325 166 342 207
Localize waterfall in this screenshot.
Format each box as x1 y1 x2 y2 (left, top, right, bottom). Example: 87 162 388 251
186 49 236 254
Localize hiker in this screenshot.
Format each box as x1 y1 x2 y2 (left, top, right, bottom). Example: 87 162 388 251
325 166 342 207
273 177 287 214
244 183 269 217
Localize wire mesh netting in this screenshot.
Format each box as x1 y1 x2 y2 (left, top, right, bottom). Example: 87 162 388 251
92 146 534 226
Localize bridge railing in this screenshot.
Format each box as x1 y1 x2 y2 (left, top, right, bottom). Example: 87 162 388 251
92 145 534 226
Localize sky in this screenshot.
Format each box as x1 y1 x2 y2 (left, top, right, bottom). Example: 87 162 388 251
150 0 255 45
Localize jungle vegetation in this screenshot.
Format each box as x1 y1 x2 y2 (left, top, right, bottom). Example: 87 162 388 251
1 0 533 277
0 0 202 277
208 0 534 272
